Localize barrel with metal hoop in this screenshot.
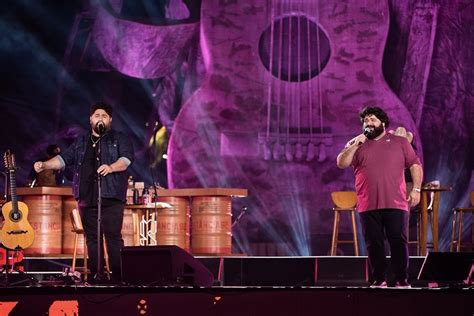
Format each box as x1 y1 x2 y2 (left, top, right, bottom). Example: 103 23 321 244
191 196 232 255
155 197 190 251
23 195 62 254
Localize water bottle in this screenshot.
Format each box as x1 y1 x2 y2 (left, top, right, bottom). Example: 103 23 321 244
132 188 140 205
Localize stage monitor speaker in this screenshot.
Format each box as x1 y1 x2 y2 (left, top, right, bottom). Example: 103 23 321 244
121 245 214 287
316 257 367 286
223 257 316 286
417 252 474 284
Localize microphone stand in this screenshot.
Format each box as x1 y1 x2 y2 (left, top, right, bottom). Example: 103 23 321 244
231 207 248 228
95 132 104 281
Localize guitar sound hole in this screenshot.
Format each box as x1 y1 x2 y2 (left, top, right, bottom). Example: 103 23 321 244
259 15 330 82
10 212 21 221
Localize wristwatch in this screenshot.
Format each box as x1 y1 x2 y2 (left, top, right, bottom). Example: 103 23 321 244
412 187 421 193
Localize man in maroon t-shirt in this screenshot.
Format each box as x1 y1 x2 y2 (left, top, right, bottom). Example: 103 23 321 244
337 107 423 288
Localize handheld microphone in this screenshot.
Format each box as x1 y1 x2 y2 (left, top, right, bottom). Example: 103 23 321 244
363 127 371 136
96 121 106 135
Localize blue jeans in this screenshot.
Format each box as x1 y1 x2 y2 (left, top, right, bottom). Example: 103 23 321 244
79 203 124 281
360 209 409 282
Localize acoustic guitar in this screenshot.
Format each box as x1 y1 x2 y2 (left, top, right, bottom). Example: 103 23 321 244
0 150 35 250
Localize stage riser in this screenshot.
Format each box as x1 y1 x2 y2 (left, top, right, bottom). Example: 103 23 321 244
21 256 426 286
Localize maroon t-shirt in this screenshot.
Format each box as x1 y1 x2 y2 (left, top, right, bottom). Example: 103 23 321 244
351 133 421 212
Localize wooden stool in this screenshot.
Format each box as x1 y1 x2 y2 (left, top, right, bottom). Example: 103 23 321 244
71 208 88 280
407 209 421 255
70 208 110 280
330 191 359 256
451 192 474 252
406 183 421 255
408 200 439 255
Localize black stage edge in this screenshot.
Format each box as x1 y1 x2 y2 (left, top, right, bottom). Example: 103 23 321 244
0 286 472 316
16 255 463 287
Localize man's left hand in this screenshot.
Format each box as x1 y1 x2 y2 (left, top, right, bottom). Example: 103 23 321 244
97 164 114 176
408 190 420 207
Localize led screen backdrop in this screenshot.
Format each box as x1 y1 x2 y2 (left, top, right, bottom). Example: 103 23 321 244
0 0 472 255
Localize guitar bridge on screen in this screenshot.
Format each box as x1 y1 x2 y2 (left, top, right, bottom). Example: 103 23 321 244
220 131 333 162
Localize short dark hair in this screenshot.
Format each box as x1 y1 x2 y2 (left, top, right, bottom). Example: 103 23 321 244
90 101 113 117
359 106 390 127
46 144 59 156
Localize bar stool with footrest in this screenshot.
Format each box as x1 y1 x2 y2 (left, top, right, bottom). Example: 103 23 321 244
330 191 359 256
70 208 110 281
451 192 474 252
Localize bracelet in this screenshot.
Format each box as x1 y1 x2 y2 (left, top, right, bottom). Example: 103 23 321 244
412 187 421 193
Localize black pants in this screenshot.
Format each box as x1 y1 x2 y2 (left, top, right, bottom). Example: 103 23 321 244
79 203 124 281
359 209 409 282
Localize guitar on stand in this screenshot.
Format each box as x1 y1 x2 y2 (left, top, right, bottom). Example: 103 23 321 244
0 150 35 285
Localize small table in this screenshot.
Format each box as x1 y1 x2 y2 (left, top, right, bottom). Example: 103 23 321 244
419 186 452 254
125 203 172 246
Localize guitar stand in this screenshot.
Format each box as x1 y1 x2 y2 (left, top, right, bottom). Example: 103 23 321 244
0 247 38 287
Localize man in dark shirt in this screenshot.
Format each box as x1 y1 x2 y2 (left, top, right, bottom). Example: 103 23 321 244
337 107 423 288
34 102 134 283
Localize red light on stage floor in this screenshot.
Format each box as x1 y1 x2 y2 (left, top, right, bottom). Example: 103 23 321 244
48 301 78 315
0 302 18 315
137 299 148 315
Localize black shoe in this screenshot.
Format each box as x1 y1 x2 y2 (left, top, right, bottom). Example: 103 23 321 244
370 280 388 288
88 273 111 285
395 279 411 289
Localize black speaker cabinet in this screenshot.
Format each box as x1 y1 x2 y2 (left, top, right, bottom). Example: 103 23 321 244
223 257 316 286
121 245 214 287
316 257 368 286
418 252 474 284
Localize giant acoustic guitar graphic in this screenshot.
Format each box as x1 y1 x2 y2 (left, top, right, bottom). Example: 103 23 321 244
0 150 35 250
168 0 419 254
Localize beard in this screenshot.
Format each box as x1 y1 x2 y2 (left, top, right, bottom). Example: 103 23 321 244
365 124 384 140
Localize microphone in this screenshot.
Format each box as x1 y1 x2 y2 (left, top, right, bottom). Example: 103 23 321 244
96 121 106 135
153 121 159 133
363 127 371 136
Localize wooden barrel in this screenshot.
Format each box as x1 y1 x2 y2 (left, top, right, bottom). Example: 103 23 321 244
23 195 62 254
155 197 190 251
61 197 84 254
122 208 134 246
191 196 232 255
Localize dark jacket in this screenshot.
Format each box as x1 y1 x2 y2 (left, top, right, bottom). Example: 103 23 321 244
59 129 134 202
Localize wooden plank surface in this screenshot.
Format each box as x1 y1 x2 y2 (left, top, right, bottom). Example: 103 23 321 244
154 188 248 197
17 187 248 197
17 186 73 196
